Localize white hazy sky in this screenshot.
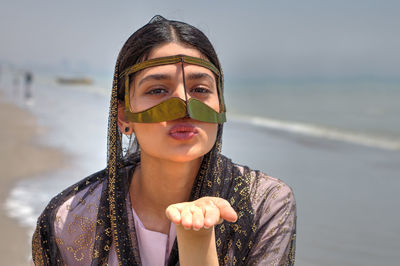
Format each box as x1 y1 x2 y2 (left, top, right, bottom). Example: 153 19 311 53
1 0 399 79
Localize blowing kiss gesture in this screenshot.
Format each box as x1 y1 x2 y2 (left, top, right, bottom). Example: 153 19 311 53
166 197 238 265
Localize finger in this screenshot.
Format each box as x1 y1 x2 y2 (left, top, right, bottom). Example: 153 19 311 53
191 206 204 231
180 205 193 229
168 202 186 212
212 198 238 222
203 203 220 229
165 205 182 224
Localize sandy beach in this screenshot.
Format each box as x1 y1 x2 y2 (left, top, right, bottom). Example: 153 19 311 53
0 95 66 265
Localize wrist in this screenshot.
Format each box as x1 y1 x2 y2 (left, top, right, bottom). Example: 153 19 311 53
176 224 214 238
175 225 219 266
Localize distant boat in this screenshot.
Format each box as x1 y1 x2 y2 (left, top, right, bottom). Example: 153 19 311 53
56 77 93 85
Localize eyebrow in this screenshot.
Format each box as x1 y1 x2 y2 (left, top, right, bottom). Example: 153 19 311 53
187 72 215 83
138 74 172 87
137 72 215 87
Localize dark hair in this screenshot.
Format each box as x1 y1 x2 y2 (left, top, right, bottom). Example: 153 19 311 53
117 15 222 100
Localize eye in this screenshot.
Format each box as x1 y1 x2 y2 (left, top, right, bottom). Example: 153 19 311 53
146 87 168 95
191 87 212 94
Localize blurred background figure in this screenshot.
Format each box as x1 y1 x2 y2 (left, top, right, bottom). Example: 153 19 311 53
24 71 34 105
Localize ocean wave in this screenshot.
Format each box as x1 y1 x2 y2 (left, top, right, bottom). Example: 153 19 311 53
4 186 39 229
231 115 400 151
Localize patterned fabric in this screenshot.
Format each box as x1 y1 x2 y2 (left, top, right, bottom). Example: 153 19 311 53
32 33 297 265
32 154 296 265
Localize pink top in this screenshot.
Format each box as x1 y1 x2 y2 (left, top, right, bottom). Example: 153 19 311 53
131 208 177 266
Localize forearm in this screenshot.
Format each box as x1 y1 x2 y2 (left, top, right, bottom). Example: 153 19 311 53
166 197 237 265
176 226 219 266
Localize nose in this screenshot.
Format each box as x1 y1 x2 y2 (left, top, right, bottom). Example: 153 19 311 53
167 82 190 118
171 82 189 102
171 64 190 103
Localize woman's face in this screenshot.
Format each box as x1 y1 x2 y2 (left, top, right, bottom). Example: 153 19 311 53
129 42 219 163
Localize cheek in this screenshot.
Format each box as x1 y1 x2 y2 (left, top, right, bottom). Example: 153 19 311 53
131 123 164 147
129 84 151 112
201 123 218 148
209 98 220 112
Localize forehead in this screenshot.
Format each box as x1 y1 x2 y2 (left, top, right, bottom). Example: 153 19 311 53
134 63 216 83
147 42 204 59
134 42 216 82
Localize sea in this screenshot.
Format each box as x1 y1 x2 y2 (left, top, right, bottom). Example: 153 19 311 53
1 68 399 265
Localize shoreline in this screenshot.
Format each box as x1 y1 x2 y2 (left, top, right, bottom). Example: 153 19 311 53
0 96 67 265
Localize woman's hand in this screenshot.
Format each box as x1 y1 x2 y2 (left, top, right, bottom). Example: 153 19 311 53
166 197 236 266
165 196 237 231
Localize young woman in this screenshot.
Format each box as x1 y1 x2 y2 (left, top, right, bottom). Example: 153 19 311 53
32 16 296 265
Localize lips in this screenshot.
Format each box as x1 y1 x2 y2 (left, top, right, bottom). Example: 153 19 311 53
168 123 198 140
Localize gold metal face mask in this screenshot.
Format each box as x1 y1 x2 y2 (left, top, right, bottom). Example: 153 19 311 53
119 55 226 123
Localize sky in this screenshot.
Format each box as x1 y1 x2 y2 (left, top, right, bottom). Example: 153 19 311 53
1 0 399 80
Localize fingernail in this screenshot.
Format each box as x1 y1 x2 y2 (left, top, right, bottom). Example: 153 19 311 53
193 227 200 231
204 225 210 229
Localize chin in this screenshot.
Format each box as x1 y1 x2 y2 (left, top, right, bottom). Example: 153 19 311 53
143 145 211 163
162 150 208 163
139 138 215 163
